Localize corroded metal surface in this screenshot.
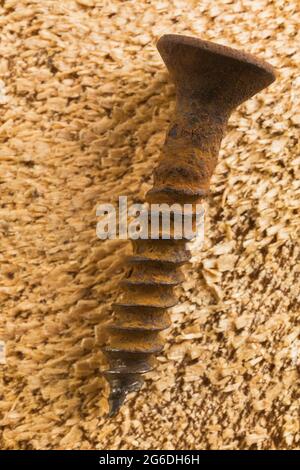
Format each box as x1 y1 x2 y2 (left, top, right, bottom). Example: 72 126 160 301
102 34 276 416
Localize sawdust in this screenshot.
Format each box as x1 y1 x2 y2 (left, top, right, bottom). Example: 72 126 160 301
0 0 299 450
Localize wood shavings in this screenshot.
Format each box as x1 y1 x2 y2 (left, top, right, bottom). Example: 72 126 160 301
0 0 299 451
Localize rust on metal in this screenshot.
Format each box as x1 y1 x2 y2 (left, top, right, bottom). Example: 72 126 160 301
102 34 276 416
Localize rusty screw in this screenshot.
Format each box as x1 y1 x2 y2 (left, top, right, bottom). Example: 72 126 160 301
102 34 276 416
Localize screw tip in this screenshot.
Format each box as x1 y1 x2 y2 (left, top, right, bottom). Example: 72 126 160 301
108 392 126 418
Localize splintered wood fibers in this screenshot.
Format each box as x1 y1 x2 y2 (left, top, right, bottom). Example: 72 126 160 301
0 0 299 450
